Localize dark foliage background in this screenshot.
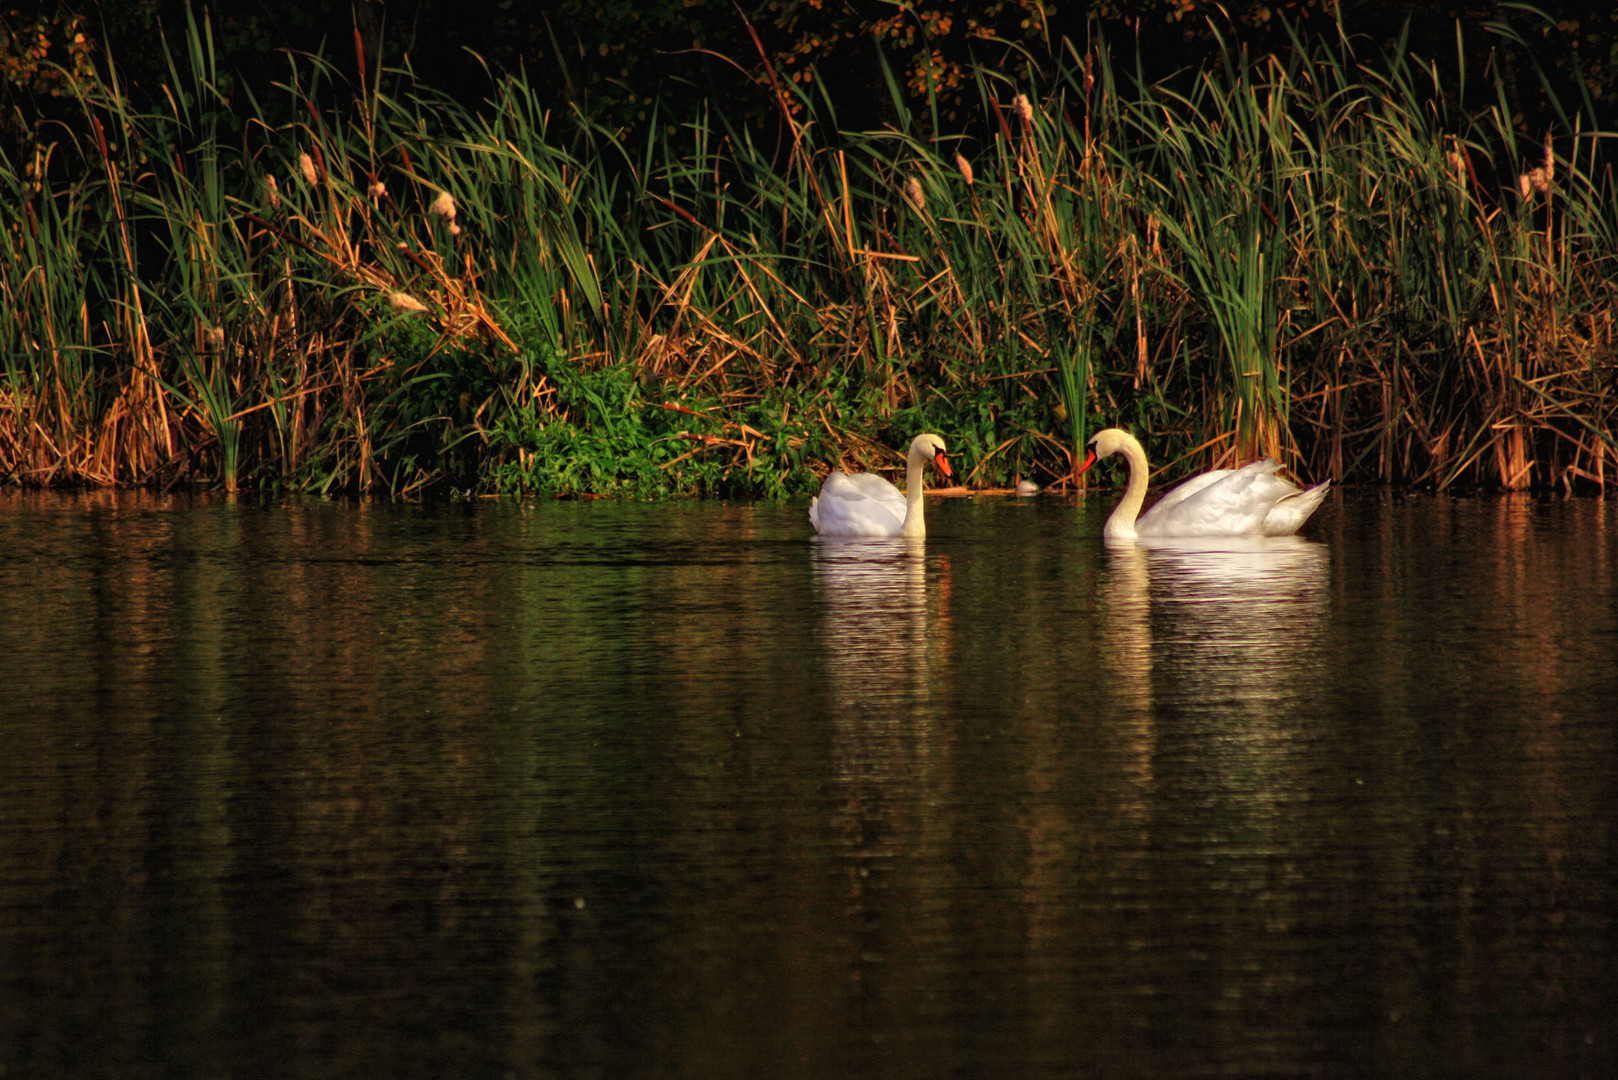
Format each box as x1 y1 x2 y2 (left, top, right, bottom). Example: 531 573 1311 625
7 1 1617 139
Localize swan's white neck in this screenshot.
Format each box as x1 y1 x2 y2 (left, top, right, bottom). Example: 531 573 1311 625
902 445 929 537
1103 433 1151 541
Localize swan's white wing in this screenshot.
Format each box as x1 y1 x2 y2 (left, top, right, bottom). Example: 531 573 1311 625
1137 469 1233 526
1261 480 1330 535
1136 460 1289 537
809 471 908 537
836 471 907 501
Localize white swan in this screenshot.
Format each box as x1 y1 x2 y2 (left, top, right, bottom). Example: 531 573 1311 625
1077 428 1329 541
809 433 953 538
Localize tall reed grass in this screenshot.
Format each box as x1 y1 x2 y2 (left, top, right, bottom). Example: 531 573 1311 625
2 12 1613 494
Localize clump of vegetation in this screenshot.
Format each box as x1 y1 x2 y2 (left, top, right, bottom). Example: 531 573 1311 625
2 9 1614 495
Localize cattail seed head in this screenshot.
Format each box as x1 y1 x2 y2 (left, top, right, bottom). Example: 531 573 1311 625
1014 94 1035 126
904 175 925 212
1519 135 1555 198
265 173 280 209
368 178 386 201
299 152 317 186
954 151 973 185
389 291 428 313
429 190 457 221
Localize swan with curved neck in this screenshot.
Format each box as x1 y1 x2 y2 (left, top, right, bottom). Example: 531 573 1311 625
810 433 953 538
1077 428 1328 541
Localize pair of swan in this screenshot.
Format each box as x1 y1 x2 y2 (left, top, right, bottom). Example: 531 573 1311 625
808 428 1328 540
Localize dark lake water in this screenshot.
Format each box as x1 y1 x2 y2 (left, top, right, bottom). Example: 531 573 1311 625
2 488 1616 1079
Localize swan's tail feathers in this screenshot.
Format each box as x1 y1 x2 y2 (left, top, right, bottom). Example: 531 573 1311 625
1264 479 1330 535
808 495 822 533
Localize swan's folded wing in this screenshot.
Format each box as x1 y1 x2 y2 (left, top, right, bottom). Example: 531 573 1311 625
1137 460 1282 537
1137 469 1232 527
835 471 907 501
810 471 908 536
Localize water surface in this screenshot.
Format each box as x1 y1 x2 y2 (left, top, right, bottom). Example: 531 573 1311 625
2 489 1615 1079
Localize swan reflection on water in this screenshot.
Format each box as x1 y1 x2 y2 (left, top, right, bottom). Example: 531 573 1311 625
810 536 950 887
1130 533 1330 605
1098 533 1334 860
1110 533 1332 713
811 537 941 713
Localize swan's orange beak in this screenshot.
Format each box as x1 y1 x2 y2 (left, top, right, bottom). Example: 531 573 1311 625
934 451 954 480
1076 449 1098 477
